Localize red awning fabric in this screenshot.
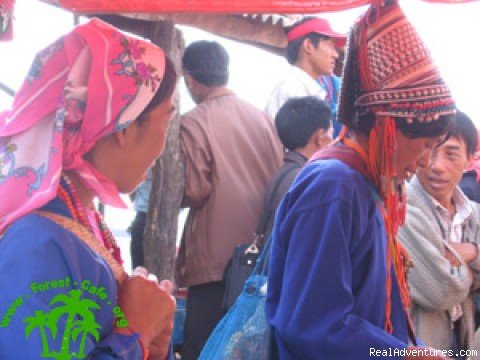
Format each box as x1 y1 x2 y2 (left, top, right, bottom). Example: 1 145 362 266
57 0 479 14
1 0 478 42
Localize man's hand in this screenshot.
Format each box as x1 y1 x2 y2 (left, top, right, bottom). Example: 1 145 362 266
444 248 462 267
447 243 478 264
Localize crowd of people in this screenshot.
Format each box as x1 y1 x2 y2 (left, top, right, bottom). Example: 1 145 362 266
1 0 480 359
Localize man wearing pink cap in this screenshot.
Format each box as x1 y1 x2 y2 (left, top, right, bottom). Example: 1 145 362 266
265 17 346 120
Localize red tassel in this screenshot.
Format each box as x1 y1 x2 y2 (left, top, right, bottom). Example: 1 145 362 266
380 117 412 332
343 116 413 334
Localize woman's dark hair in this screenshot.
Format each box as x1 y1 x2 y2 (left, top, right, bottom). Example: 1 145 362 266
448 110 478 156
137 56 177 122
285 17 328 65
182 41 229 86
275 96 331 151
351 110 454 140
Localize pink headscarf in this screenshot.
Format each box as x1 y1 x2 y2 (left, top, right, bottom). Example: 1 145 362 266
0 18 166 232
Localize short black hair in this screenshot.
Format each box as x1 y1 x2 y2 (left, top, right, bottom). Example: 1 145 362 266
449 110 477 157
182 41 229 86
285 17 329 65
275 96 332 151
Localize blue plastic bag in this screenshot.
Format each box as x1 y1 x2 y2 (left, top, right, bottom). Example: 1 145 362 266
198 240 272 360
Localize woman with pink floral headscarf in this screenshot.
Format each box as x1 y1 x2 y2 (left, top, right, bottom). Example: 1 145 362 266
0 19 177 359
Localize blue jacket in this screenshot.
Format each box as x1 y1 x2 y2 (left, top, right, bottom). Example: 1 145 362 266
0 198 146 359
266 159 409 359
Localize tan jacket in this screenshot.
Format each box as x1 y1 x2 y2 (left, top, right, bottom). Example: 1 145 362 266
176 88 283 287
398 176 480 354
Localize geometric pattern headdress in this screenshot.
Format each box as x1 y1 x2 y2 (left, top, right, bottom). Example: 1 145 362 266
339 0 456 126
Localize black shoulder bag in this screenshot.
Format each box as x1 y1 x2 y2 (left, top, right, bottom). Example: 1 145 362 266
222 163 297 310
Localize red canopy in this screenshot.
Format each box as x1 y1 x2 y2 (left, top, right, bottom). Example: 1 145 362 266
57 0 479 14
0 0 478 42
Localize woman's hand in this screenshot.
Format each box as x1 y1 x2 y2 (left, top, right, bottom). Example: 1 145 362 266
148 279 176 360
115 267 175 358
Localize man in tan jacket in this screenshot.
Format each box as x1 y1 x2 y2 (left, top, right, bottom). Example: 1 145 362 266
176 40 283 360
398 111 480 359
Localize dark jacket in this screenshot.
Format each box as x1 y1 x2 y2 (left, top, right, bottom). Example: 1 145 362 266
261 150 307 241
459 170 480 204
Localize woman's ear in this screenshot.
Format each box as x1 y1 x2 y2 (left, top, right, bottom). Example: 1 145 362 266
114 128 128 147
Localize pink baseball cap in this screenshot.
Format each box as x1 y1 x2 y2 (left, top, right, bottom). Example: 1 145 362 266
287 18 346 47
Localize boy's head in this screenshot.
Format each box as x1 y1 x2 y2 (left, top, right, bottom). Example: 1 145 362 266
275 96 332 153
417 111 477 204
285 17 346 77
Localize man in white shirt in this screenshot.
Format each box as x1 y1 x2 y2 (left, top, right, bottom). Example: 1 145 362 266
265 17 346 119
398 111 480 358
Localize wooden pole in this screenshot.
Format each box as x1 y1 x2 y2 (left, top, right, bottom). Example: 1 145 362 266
143 21 185 281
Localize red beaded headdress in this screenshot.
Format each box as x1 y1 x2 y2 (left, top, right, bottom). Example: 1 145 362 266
339 0 455 124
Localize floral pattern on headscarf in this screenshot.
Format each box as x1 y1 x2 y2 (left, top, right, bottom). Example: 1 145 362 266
114 38 162 91
0 18 166 232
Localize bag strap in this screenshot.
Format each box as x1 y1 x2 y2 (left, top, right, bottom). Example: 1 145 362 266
248 160 301 275
255 161 300 243
35 211 128 286
252 235 273 276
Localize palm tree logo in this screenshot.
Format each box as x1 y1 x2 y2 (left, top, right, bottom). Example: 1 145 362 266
24 310 56 357
71 315 101 358
24 289 101 359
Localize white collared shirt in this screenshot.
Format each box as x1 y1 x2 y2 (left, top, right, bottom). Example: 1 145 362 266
428 187 472 322
430 187 472 244
265 66 326 120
